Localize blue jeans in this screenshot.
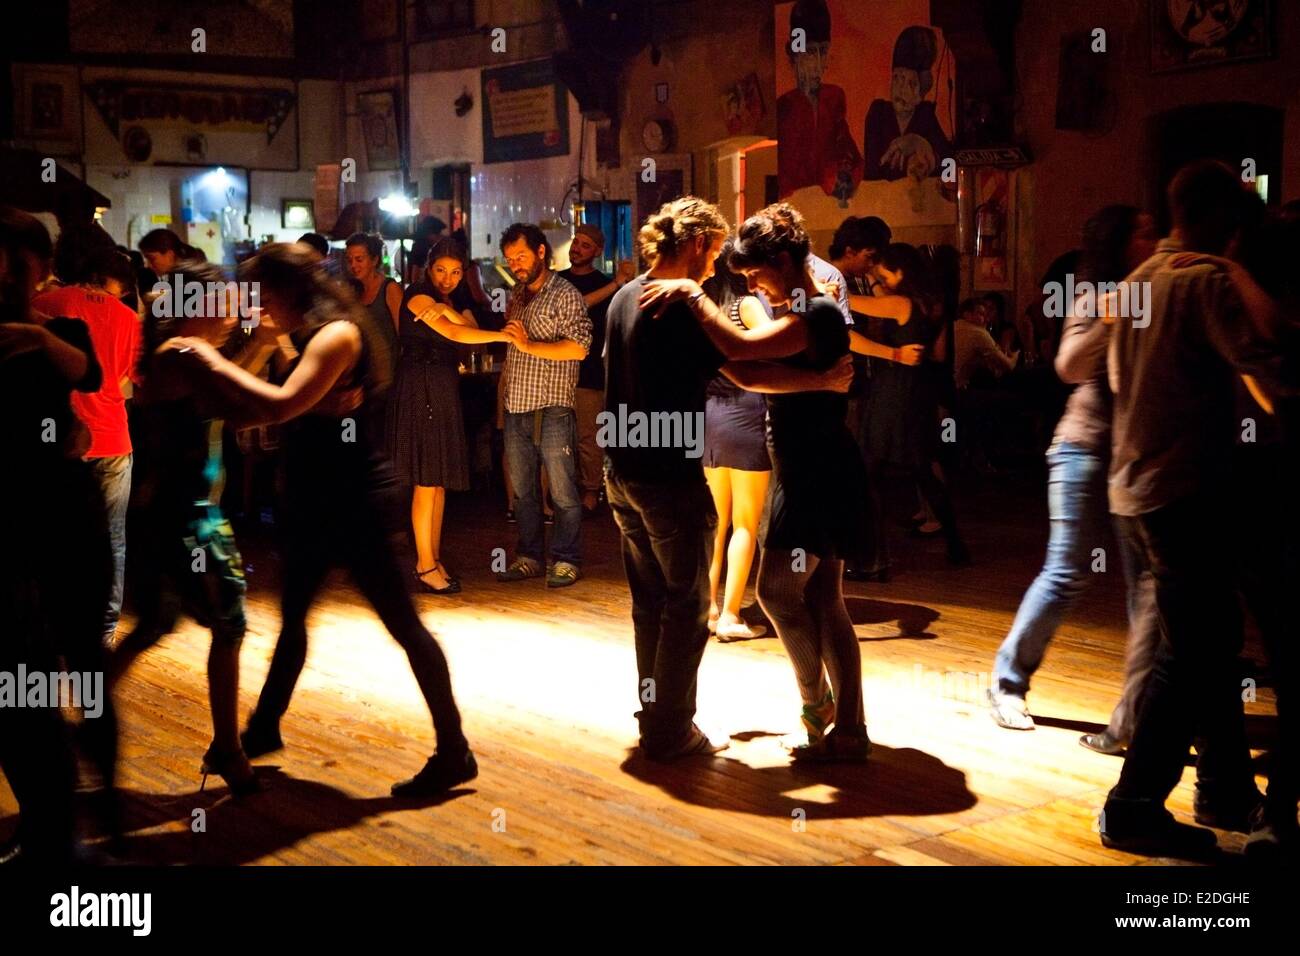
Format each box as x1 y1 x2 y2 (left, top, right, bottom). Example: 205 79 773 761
994 441 1106 695
504 407 582 567
90 453 132 642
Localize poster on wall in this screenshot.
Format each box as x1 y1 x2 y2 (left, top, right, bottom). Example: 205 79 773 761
481 59 570 165
774 0 957 234
1150 0 1274 73
14 65 82 154
973 167 1014 291
358 90 400 171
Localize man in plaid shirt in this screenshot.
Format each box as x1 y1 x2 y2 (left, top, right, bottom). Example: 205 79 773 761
496 222 592 588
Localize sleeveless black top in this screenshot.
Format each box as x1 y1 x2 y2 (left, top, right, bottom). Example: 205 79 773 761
763 295 871 562
279 318 390 512
397 279 473 366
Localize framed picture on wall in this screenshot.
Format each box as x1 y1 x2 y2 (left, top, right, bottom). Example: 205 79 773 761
634 154 692 267
282 199 315 231
973 167 1014 291
14 65 82 153
1150 0 1274 73
358 90 401 170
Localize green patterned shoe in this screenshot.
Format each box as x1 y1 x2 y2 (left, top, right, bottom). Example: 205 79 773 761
800 689 836 744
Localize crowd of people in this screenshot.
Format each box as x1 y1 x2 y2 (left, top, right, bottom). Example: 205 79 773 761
1 155 1296 864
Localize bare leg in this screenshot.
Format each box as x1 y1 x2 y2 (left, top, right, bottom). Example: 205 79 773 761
719 468 769 627
412 485 451 589
704 466 731 622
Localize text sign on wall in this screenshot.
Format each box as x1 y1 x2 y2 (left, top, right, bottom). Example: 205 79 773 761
481 59 569 164
86 82 295 144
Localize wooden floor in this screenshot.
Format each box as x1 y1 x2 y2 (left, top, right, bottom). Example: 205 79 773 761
0 472 1277 865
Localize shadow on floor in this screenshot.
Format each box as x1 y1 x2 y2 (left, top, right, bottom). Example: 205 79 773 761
845 597 941 640
1 767 476 866
620 739 976 821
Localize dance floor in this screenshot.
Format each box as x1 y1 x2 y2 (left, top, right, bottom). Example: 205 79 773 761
0 475 1275 865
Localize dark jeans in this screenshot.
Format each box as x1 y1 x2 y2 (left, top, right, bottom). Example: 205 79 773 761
251 470 467 758
0 462 114 862
1104 491 1256 832
605 465 717 754
1107 514 1161 742
1233 441 1297 818
504 407 582 567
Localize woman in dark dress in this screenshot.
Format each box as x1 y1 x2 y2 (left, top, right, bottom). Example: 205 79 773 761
641 202 870 762
164 243 477 798
700 240 771 642
851 242 970 567
388 237 476 594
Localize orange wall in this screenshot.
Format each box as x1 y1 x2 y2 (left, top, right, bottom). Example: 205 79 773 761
1016 0 1300 316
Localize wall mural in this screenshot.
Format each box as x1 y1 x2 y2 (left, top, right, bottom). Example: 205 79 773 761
774 0 957 233
1150 0 1275 73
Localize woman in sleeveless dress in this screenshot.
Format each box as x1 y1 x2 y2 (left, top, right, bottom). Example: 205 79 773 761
387 237 480 594
851 242 970 568
700 241 771 642
161 243 477 798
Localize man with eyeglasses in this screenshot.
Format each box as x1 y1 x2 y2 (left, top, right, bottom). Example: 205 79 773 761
494 222 592 589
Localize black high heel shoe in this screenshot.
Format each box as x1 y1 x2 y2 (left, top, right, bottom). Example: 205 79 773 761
437 559 460 586
200 745 261 797
416 563 461 595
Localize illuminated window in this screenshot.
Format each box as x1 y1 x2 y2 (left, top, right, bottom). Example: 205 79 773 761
1254 174 1269 205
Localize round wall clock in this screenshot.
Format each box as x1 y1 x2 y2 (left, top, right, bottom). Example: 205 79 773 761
641 118 675 153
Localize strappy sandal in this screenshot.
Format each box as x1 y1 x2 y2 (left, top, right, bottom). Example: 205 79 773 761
416 564 461 595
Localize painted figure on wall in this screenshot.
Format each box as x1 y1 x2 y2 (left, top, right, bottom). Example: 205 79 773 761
776 0 863 201
864 26 953 181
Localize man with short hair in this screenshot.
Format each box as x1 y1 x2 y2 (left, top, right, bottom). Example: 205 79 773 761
559 224 633 514
1100 160 1294 857
34 247 143 646
495 223 592 588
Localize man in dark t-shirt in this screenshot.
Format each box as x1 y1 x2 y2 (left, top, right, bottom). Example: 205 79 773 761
602 220 728 761
559 224 630 512
603 279 725 485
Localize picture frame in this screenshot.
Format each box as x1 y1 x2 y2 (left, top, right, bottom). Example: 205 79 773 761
1150 0 1274 74
282 199 315 231
634 154 693 267
972 168 1015 292
357 89 401 171
14 65 82 154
